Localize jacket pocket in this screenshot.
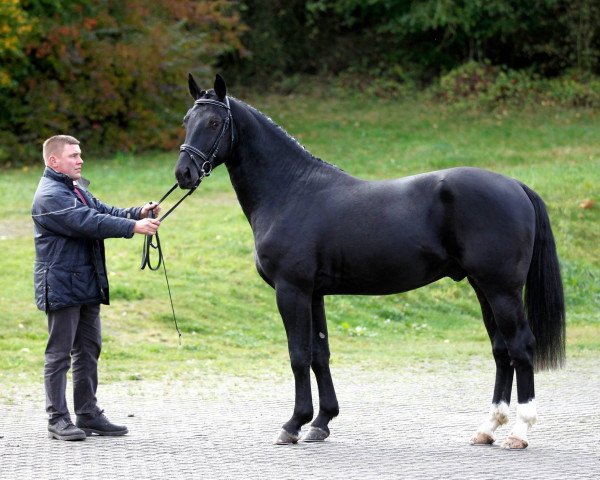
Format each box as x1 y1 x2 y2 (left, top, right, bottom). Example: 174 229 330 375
71 265 101 302
46 266 72 310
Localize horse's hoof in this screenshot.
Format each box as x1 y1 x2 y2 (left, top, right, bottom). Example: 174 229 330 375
501 435 528 449
302 426 329 442
274 429 299 445
470 432 495 445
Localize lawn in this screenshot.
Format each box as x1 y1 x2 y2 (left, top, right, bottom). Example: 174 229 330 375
0 90 598 388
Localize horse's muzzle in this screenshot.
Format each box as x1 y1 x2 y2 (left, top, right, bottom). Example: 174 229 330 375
175 153 199 189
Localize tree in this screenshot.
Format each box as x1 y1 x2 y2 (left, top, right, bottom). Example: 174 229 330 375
0 0 246 166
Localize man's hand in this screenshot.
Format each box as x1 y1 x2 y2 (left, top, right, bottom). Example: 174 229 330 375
134 218 161 235
140 202 161 219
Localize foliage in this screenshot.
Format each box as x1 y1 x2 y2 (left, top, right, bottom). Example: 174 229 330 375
0 0 35 88
0 0 246 167
435 61 600 108
2 0 600 167
543 71 600 108
221 0 600 85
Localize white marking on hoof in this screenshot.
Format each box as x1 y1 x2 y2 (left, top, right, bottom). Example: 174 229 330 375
501 434 529 449
471 401 509 444
274 429 299 445
506 399 537 448
302 426 329 442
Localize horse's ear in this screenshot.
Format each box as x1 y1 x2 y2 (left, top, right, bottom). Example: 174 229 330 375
214 74 227 101
188 73 205 100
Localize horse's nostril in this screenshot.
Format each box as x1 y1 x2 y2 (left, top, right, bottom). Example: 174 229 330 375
184 167 192 180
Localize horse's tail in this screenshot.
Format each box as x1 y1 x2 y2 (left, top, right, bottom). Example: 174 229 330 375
521 183 566 371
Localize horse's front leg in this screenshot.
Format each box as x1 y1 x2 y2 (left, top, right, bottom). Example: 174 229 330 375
303 295 339 442
274 283 314 445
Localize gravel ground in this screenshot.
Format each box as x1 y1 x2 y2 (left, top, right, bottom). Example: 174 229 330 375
1 358 598 479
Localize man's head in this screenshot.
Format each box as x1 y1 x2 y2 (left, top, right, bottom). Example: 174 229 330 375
43 135 83 180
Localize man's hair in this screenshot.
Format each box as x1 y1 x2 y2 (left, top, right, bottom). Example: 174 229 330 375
42 135 80 164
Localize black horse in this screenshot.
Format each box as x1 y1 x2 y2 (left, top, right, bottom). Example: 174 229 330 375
175 75 565 449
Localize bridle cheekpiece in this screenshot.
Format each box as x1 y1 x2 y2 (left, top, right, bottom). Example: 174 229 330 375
179 96 234 184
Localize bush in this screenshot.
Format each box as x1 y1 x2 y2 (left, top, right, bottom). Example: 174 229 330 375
543 72 600 108
0 1 246 167
435 62 600 109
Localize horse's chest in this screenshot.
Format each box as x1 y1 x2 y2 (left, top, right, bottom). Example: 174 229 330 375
253 230 317 284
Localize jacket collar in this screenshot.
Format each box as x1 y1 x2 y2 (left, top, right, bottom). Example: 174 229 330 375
43 167 90 191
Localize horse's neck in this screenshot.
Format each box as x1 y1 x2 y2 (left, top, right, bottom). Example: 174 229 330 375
225 103 340 225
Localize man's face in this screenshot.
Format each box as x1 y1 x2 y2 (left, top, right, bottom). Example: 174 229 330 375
49 143 83 180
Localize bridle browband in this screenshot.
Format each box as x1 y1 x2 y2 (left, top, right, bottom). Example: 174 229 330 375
179 96 234 182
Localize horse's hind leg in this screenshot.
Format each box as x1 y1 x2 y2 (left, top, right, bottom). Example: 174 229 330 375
480 285 537 449
469 278 512 445
303 296 339 442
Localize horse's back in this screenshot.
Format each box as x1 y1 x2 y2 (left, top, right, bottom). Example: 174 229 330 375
324 167 535 292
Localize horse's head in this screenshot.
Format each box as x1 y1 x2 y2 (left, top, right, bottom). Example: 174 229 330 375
175 74 234 189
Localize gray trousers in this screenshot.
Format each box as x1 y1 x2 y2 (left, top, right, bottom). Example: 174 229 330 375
45 304 103 423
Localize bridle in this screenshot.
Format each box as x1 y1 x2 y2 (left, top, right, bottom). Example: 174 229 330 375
179 96 235 184
140 95 235 342
142 96 235 226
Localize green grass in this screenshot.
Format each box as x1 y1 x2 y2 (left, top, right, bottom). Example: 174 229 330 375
1 91 598 388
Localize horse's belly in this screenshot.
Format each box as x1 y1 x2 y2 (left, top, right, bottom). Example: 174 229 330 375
315 249 463 296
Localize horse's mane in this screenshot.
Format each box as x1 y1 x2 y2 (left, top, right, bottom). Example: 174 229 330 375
233 96 343 172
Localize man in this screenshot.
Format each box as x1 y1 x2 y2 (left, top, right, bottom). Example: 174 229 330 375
32 135 161 441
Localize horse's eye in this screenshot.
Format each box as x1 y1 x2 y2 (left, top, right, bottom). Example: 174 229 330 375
209 119 220 129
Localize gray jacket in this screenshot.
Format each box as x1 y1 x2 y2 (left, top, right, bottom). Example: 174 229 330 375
32 167 142 311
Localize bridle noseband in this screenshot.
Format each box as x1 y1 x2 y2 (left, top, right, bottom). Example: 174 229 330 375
179 96 234 183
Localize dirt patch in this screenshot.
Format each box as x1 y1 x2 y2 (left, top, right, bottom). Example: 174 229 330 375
0 219 33 240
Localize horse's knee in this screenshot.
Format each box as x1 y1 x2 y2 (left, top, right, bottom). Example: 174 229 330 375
311 349 330 371
289 356 311 374
288 345 311 371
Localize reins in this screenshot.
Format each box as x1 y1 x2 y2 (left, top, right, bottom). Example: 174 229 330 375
139 178 201 271
140 95 233 343
139 185 192 344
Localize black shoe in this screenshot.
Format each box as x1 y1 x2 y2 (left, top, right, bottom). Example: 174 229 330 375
76 411 128 436
48 417 87 441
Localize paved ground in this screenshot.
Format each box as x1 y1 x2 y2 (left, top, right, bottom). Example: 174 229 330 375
1 358 598 479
